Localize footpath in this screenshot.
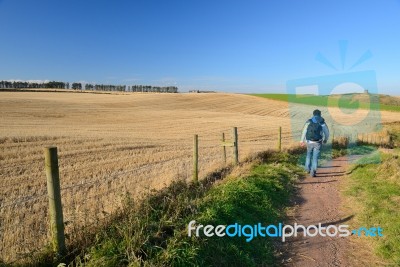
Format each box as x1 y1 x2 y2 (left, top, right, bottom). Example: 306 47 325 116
282 156 361 267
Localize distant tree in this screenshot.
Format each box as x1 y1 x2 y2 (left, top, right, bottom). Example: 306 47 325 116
45 81 65 89
72 82 82 90
85 84 94 90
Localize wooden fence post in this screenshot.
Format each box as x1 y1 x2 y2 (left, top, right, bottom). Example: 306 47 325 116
222 132 226 164
193 135 198 182
44 146 66 256
233 127 239 165
278 126 282 152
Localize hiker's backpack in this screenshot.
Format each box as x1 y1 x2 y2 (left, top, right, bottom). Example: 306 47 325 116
306 119 323 141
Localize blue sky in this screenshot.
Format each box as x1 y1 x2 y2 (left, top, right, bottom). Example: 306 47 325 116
1 0 400 94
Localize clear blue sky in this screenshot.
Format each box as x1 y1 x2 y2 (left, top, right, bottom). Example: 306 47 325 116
1 0 400 94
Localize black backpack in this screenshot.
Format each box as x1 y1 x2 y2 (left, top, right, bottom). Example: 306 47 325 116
306 119 323 141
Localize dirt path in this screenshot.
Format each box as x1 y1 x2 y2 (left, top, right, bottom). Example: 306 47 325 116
282 156 360 267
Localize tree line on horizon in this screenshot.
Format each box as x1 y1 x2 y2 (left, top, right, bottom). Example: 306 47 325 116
0 80 178 93
0 80 69 89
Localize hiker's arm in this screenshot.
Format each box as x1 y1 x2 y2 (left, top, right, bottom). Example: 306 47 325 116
322 123 330 143
300 122 309 143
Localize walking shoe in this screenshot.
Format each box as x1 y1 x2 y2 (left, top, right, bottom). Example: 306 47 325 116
310 171 316 177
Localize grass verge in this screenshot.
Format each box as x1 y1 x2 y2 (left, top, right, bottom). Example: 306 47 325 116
55 151 303 267
251 93 400 112
343 150 400 265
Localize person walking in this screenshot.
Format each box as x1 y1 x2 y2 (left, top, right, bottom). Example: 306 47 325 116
300 109 330 177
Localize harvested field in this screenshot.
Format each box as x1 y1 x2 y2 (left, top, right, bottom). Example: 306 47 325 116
0 91 399 262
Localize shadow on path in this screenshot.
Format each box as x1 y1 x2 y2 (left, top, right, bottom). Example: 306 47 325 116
292 215 355 233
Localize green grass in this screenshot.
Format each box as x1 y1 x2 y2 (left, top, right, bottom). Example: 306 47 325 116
252 93 400 112
345 151 400 265
63 151 303 267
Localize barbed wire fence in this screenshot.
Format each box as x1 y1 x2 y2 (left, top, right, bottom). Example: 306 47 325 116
0 126 286 264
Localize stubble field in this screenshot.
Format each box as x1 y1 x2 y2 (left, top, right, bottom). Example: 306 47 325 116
1 91 399 262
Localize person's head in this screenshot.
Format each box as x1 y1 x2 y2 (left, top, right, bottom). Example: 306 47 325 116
313 109 321 117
